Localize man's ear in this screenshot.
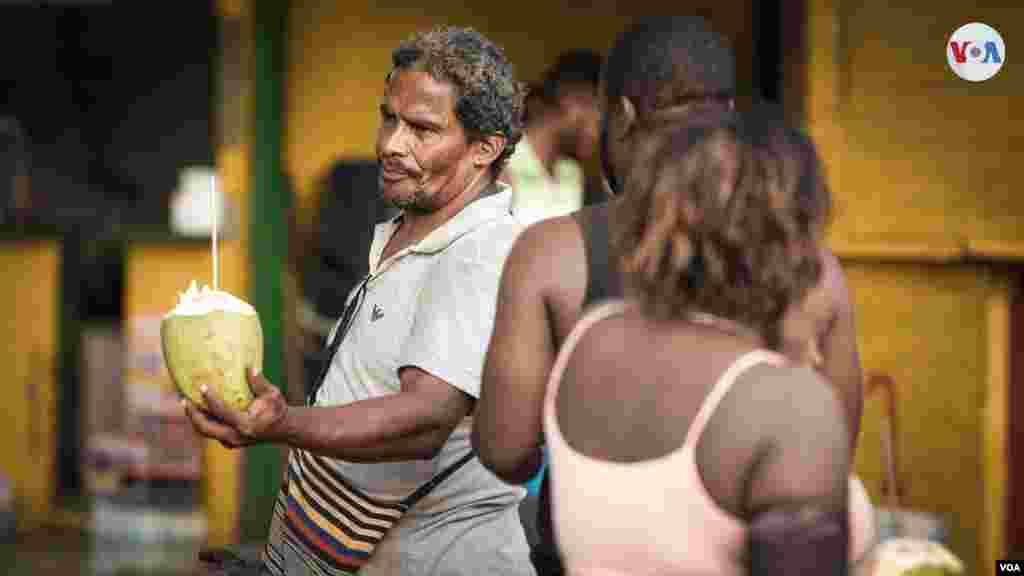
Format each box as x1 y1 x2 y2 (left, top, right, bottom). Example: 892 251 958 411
473 134 507 168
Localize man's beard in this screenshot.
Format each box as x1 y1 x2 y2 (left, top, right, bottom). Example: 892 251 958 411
378 164 486 213
379 176 433 214
385 190 431 213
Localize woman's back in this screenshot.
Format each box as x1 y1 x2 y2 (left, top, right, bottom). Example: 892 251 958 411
544 301 852 575
552 304 764 466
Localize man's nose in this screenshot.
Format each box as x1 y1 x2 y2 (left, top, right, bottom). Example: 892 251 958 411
380 123 410 157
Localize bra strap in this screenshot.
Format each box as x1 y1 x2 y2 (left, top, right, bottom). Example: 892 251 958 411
544 300 632 409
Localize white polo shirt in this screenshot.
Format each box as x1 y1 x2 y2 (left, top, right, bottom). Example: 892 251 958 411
314 184 523 498
266 184 535 575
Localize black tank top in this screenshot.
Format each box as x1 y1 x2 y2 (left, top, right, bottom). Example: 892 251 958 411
575 201 623 308
532 200 623 574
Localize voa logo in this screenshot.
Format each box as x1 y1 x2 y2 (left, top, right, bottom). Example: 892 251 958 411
999 560 1022 573
948 22 1006 82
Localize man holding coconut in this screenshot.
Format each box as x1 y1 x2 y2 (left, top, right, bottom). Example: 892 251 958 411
182 26 533 576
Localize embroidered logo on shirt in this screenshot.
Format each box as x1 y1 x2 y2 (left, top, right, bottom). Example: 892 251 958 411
371 304 384 322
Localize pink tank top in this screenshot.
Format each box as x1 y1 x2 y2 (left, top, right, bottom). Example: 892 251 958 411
543 301 876 575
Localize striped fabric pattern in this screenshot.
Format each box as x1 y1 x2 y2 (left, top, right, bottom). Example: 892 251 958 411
262 449 409 575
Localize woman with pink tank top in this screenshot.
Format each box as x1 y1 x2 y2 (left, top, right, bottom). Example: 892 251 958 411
543 113 872 575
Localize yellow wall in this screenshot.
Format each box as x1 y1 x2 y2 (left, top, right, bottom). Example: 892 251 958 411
805 1 1024 572
983 278 1012 576
808 1 1024 250
285 0 754 237
845 263 1008 572
0 241 60 531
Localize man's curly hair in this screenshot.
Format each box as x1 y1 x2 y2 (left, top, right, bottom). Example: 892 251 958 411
391 26 526 175
612 113 827 347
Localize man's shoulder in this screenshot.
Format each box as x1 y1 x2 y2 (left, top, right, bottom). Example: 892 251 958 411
486 210 528 238
447 210 524 260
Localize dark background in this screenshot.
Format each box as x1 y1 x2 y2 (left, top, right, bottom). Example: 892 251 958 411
0 3 216 236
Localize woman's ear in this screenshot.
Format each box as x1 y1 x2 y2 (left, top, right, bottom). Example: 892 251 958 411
609 95 638 141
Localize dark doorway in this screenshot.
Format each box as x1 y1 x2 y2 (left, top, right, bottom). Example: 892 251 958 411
753 0 781 104
753 0 807 124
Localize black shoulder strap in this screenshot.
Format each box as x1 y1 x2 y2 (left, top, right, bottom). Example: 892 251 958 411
576 203 622 309
402 451 476 508
306 274 371 405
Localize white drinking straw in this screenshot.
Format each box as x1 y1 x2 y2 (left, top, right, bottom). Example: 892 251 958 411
211 172 219 291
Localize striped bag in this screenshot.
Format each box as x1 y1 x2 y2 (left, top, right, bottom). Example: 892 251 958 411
262 275 475 574
264 448 474 574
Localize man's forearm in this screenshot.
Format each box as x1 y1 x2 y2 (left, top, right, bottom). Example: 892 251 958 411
276 394 457 463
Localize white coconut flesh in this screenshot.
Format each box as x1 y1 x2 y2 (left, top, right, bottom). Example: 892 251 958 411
161 280 263 411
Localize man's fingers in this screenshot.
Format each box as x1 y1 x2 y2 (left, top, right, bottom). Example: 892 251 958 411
184 401 246 447
200 384 243 428
246 367 274 397
184 401 230 436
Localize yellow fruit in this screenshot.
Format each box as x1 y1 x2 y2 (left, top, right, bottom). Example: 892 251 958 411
864 538 964 576
160 283 262 411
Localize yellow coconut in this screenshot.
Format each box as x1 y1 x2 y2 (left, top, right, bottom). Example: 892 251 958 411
161 280 263 411
860 538 964 576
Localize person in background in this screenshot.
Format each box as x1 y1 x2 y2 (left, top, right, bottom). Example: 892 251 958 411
501 50 603 226
186 26 534 576
520 82 545 125
543 112 852 575
0 469 13 540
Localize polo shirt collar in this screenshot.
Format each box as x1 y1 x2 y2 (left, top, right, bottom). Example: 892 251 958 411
370 183 513 270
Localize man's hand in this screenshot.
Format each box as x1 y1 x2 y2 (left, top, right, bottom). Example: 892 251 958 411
183 367 291 449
